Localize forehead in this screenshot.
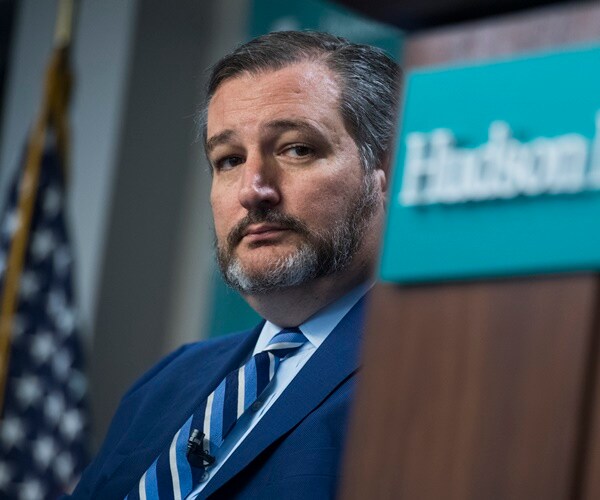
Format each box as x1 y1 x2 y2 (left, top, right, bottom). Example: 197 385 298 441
206 61 343 138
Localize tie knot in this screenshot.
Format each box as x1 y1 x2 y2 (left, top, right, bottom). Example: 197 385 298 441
263 327 307 358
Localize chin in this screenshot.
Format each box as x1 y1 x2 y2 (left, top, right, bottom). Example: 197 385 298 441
224 242 320 295
237 243 298 265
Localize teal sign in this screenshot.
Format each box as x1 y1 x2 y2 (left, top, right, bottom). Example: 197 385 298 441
381 44 600 283
250 0 403 58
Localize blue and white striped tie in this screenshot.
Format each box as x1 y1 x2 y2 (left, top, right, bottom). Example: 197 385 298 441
126 327 307 499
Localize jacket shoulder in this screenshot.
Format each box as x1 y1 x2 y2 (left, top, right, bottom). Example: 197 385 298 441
124 331 249 398
69 328 257 499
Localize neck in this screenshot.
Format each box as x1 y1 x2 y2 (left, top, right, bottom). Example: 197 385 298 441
243 260 374 327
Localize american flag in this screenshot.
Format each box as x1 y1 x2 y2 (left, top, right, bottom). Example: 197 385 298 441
0 140 89 499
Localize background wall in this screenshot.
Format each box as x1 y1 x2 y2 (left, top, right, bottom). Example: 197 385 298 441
86 0 251 449
0 0 250 450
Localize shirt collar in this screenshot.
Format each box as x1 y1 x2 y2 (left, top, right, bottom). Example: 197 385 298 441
253 281 373 355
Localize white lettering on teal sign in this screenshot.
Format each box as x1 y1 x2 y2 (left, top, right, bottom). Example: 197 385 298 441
381 43 600 284
401 111 600 205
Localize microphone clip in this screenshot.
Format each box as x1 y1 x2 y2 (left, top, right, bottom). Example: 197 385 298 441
186 429 215 468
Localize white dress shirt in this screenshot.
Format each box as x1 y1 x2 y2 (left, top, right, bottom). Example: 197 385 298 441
187 282 370 499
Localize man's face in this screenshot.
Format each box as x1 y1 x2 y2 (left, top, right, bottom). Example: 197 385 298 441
207 61 382 294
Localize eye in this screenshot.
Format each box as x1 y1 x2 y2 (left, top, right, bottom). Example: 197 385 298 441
213 155 244 171
281 144 314 159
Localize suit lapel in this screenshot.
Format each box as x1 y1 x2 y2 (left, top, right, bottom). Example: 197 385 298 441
95 324 263 498
202 297 366 497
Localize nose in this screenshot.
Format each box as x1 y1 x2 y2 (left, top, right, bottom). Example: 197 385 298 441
238 153 281 210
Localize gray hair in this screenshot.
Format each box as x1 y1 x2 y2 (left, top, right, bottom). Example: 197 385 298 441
201 30 402 173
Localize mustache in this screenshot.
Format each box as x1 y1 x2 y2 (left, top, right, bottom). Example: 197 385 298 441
226 209 310 249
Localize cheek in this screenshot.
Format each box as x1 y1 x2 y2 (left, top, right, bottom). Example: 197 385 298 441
307 150 364 208
316 168 362 203
293 176 359 222
210 191 233 238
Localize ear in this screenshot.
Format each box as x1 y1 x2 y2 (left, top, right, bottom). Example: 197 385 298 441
374 167 387 195
376 150 394 194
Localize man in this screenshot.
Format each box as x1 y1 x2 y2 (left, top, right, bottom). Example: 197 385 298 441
70 30 401 499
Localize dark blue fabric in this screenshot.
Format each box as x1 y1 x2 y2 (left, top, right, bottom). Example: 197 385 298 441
221 370 239 439
254 351 271 400
155 442 175 500
243 356 257 410
67 297 366 499
127 484 140 500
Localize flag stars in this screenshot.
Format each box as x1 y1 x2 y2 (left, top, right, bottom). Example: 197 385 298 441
19 270 41 301
31 229 55 261
60 409 85 440
2 210 20 239
68 370 87 400
44 392 66 424
0 416 25 449
30 331 56 364
18 477 46 500
33 435 57 469
42 184 62 217
0 461 13 490
52 349 73 380
9 314 27 341
54 452 75 483
46 289 76 336
47 289 67 319
53 245 72 277
14 374 43 409
57 308 76 337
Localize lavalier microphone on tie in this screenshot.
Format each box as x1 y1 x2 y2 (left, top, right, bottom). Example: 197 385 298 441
187 429 216 468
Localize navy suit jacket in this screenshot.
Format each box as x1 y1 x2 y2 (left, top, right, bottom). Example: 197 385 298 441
69 297 366 499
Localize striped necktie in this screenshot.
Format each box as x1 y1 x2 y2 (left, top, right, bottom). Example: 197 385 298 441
126 327 307 500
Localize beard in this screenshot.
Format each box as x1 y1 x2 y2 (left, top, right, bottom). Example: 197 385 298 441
215 172 380 295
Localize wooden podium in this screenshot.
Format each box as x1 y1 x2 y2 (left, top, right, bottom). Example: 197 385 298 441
340 2 600 499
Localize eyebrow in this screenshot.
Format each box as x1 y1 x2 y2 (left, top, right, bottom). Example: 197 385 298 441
205 129 236 154
205 119 323 154
264 119 321 136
